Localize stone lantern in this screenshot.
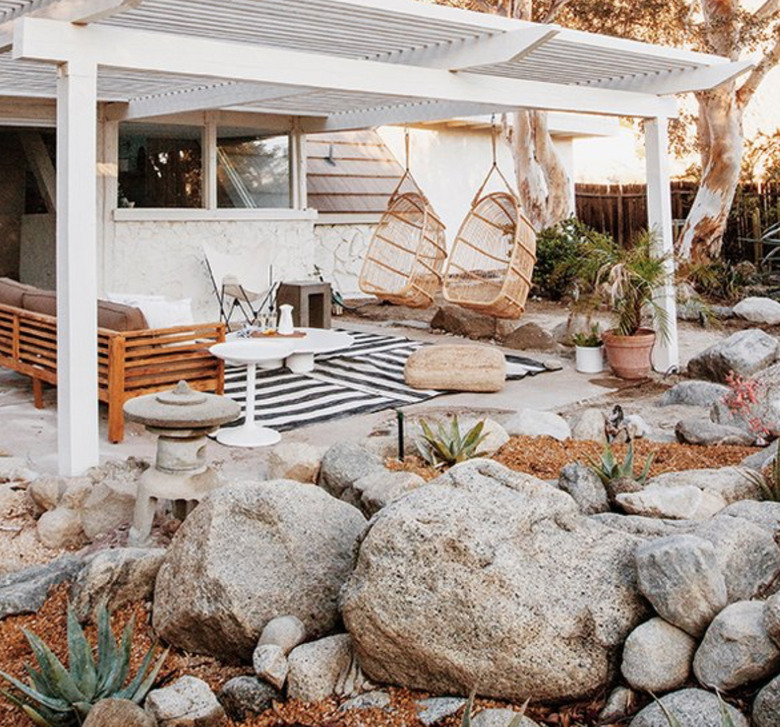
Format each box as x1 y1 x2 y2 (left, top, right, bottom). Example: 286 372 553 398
124 380 240 545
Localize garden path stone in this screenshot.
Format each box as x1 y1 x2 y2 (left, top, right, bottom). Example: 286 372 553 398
152 481 366 661
342 459 649 703
695 515 780 601
733 296 780 325
674 419 754 446
504 409 570 441
693 600 780 691
753 674 780 727
218 677 280 723
620 617 696 693
0 555 85 618
629 688 748 727
660 381 729 408
557 463 609 515
687 328 780 383
145 676 225 726
635 535 727 637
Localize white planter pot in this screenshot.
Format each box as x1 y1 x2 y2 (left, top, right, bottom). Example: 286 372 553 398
576 345 604 374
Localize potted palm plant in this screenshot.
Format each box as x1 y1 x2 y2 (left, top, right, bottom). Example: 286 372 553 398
598 231 671 379
573 324 604 374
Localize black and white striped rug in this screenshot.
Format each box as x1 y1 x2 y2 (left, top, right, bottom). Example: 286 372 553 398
222 330 547 431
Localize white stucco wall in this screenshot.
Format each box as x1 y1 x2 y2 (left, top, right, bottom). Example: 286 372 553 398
313 222 375 297
104 216 318 320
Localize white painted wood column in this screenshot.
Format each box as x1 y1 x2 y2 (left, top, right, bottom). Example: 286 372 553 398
644 116 679 374
56 59 100 475
291 119 308 210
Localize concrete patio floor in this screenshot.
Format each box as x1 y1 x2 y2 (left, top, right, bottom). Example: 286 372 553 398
0 304 725 478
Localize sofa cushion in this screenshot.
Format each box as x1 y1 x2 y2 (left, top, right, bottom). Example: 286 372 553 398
0 278 36 308
22 289 147 332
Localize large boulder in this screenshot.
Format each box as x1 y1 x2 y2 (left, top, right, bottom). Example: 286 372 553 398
616 485 727 520
0 556 86 619
629 688 748 727
719 500 780 537
687 329 780 383
341 459 649 703
645 467 764 505
693 601 780 691
430 305 514 341
635 535 727 637
674 419 754 446
753 674 780 727
152 481 366 661
660 381 729 408
620 617 697 693
712 361 780 436
501 323 556 352
733 296 780 326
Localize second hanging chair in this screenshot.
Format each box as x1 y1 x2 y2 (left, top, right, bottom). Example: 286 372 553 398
359 131 447 309
443 124 537 320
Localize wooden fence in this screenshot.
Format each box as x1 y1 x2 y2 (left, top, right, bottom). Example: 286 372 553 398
575 181 780 261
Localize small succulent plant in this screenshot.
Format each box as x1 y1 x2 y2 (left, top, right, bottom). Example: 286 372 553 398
0 604 168 726
585 440 654 488
417 416 488 469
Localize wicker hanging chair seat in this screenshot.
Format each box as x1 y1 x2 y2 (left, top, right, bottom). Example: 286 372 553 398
359 134 447 309
443 149 537 319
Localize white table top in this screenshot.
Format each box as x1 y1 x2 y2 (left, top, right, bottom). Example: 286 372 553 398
226 327 353 355
210 340 296 365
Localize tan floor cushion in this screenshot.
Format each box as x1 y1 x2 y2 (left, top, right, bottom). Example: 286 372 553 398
22 289 147 332
405 344 506 392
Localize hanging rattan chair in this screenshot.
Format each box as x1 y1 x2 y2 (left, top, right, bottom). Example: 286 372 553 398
443 131 537 320
359 133 447 309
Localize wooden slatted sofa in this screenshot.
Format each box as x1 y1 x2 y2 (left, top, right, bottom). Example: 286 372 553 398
0 278 226 443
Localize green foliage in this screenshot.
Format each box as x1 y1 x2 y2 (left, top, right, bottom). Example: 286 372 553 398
585 441 654 487
533 218 614 301
680 259 758 304
743 454 780 502
417 416 488 469
572 324 602 348
0 604 168 727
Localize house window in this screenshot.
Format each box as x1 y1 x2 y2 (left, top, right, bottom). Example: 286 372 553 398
118 123 203 208
217 129 291 209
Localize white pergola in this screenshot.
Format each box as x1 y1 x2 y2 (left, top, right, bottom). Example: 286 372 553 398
0 0 750 475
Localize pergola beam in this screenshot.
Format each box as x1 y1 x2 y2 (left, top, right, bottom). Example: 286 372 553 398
13 17 678 119
106 82 315 121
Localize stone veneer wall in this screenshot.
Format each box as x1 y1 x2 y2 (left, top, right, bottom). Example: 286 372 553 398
104 217 317 320
313 222 376 298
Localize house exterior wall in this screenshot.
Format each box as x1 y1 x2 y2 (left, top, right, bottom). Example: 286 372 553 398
313 221 374 298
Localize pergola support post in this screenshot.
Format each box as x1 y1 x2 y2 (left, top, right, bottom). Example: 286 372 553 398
644 116 679 374
56 58 99 475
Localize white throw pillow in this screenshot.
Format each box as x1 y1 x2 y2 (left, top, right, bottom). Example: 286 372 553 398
106 292 165 306
136 298 195 329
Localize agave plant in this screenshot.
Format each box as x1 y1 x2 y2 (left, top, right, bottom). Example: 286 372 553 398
585 440 654 487
0 604 168 726
743 453 780 502
417 416 488 469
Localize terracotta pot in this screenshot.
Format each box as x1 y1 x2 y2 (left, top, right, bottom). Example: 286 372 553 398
602 328 656 379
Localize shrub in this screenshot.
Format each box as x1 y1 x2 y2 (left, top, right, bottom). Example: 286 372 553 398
0 604 167 726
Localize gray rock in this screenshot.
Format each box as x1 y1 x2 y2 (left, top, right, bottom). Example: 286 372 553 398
341 459 649 703
635 535 727 637
318 442 384 506
617 485 727 520
36 507 85 549
258 615 306 655
79 481 136 540
339 691 392 712
693 600 780 691
350 470 425 517
733 296 780 325
145 676 225 726
718 500 780 537
60 477 94 510
287 634 369 702
741 440 778 469
620 617 697 693
266 442 326 483
252 643 288 690
687 329 780 383
629 688 748 727
72 547 165 622
26 475 67 513
695 515 780 601
218 677 279 723
504 409 570 441
501 323 556 352
416 697 467 726
660 381 730 408
0 456 38 483
557 463 609 515
592 513 698 539
152 481 366 662
83 698 155 727
763 592 780 647
753 674 780 727
0 555 85 618
598 687 637 725
430 305 513 341
646 467 764 505
568 407 606 442
675 419 754 446
471 708 540 727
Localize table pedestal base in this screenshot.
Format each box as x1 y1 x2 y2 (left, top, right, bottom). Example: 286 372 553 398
286 351 315 373
216 422 281 448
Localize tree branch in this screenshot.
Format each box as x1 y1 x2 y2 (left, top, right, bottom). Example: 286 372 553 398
543 0 573 23
738 29 780 106
754 0 780 22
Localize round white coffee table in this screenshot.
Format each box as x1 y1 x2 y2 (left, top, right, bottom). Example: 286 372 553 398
209 340 296 447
